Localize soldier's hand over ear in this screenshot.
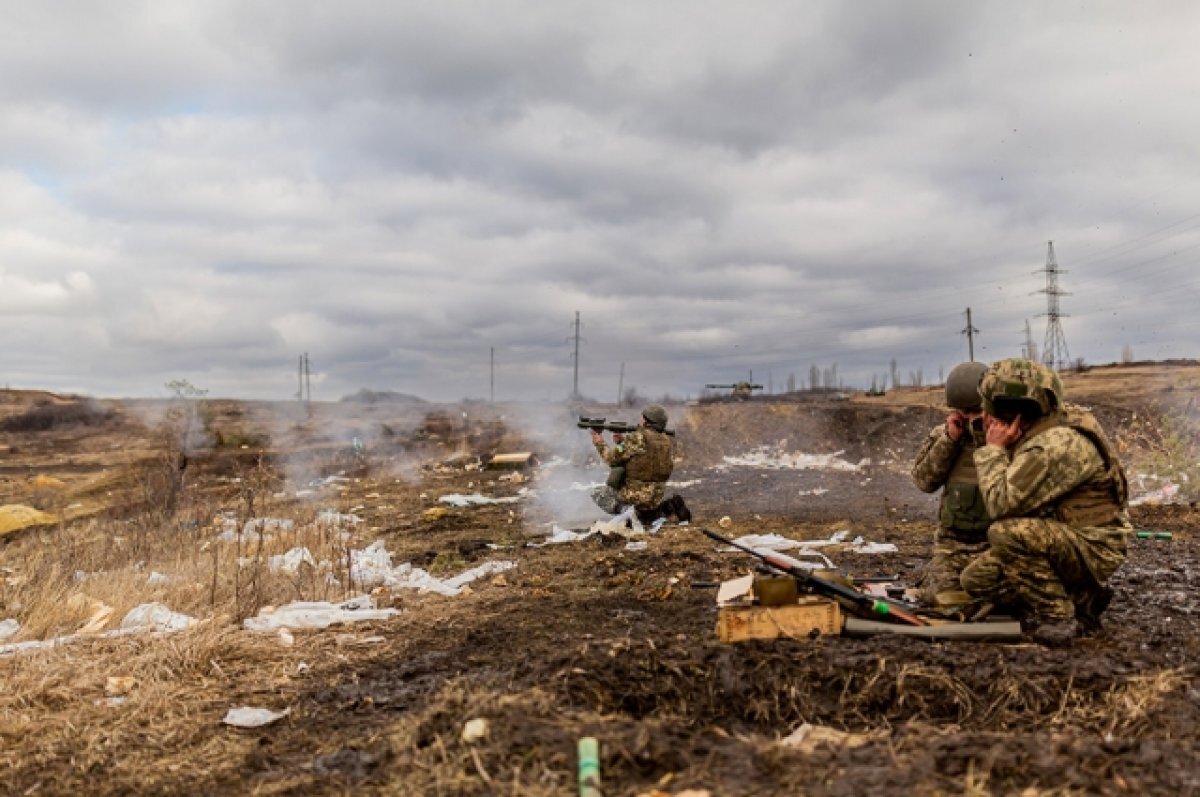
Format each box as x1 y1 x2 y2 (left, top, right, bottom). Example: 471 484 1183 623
984 415 1023 448
946 411 967 441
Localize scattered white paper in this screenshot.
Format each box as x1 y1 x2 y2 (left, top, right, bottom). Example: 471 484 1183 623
0 619 19 641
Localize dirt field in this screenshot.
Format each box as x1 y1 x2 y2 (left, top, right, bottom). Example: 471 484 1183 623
1 363 1198 796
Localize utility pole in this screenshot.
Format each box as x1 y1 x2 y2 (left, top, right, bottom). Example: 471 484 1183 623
569 311 583 399
961 307 979 361
1021 319 1039 362
305 353 312 402
617 362 624 407
490 347 495 404
1036 241 1071 370
297 355 304 401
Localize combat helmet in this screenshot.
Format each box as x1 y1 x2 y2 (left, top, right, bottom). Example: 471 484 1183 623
642 404 669 431
944 361 987 411
978 358 1064 417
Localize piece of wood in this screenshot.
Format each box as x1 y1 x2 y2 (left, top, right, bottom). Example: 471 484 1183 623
486 452 533 470
717 598 842 643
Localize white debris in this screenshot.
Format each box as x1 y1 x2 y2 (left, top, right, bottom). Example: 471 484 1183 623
348 540 516 597
223 706 291 728
625 541 649 552
244 517 294 536
146 571 172 586
121 603 197 632
1129 482 1181 507
316 509 363 527
849 540 899 554
667 479 703 488
726 530 897 562
720 447 869 472
530 526 597 546
462 717 490 743
243 596 399 632
1 604 196 657
589 506 643 535
779 722 875 752
0 619 19 641
217 516 294 542
798 488 830 496
269 547 317 574
438 493 522 507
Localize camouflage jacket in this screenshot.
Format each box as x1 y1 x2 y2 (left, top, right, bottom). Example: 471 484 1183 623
594 429 672 509
974 417 1130 579
912 424 990 537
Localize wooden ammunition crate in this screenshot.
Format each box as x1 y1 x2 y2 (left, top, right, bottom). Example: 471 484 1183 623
717 596 842 643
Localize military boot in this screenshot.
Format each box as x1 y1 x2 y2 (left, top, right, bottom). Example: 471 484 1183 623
1028 617 1079 647
1074 585 1114 634
671 495 692 523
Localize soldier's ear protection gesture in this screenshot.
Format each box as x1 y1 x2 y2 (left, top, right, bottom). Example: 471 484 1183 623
984 414 1024 448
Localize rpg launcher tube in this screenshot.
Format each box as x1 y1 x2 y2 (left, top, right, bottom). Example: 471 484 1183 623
578 737 601 797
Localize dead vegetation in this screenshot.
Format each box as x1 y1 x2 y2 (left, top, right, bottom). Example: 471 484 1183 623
0 365 1198 795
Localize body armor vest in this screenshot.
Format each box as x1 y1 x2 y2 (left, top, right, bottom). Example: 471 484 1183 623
1025 408 1129 527
625 429 673 483
938 440 990 537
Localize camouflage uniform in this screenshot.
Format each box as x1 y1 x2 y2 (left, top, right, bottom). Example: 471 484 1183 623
911 423 990 606
591 427 673 512
960 361 1131 624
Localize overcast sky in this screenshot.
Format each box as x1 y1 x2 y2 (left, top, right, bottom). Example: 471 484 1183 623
2 1 1198 402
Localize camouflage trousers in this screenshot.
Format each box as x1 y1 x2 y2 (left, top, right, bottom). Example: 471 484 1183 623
591 486 625 514
960 517 1126 622
591 481 665 514
919 533 990 607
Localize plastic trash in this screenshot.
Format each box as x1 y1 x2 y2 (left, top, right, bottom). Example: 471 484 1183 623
120 603 197 632
0 619 19 641
438 493 521 507
269 547 317 574
578 737 601 797
462 718 489 743
243 596 399 632
222 706 291 728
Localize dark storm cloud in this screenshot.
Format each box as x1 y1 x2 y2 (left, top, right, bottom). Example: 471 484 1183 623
0 1 1198 401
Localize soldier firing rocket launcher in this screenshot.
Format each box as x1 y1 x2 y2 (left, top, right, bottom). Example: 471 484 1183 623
577 416 676 436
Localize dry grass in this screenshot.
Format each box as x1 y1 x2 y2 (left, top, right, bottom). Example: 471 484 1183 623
2 485 376 647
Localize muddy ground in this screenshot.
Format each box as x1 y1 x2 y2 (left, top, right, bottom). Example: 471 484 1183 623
1 372 1199 796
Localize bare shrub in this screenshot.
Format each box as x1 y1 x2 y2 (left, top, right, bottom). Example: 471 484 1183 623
0 399 115 432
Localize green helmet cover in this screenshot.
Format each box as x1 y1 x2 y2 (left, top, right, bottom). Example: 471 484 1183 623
642 404 668 431
978 358 1064 416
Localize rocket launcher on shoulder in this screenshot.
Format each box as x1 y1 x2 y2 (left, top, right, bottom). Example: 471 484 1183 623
577 416 675 436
